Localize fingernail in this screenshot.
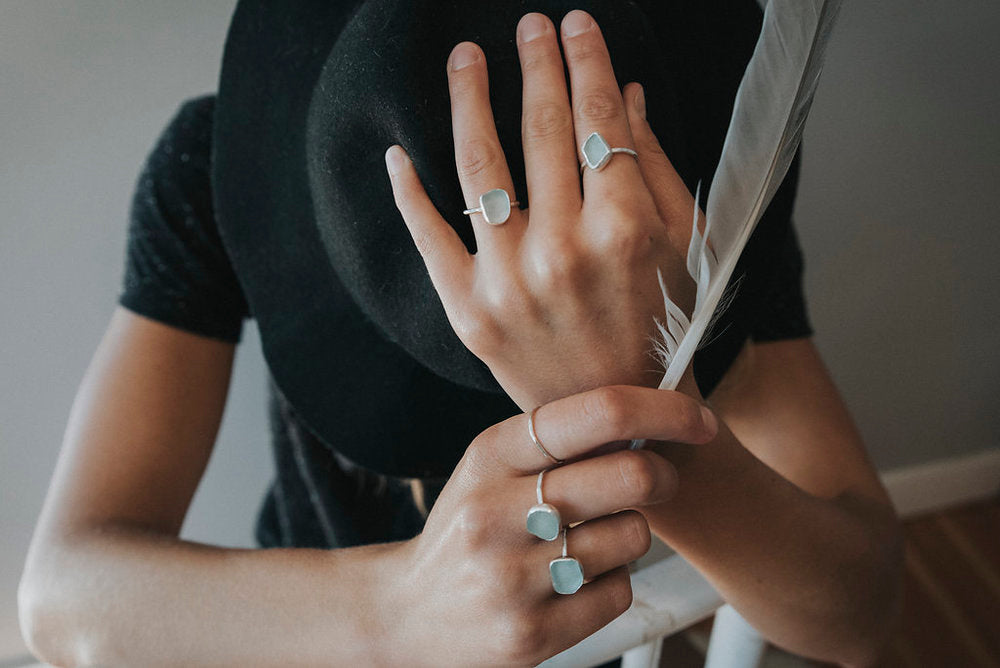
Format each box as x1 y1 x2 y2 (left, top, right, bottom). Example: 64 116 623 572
635 84 646 119
700 406 718 439
563 10 593 37
449 43 479 71
519 13 548 43
385 145 407 176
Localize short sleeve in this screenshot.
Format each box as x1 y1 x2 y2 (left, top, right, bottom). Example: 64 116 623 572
748 213 814 342
117 95 250 343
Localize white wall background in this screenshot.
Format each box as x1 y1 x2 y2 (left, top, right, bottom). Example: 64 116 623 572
2 0 998 659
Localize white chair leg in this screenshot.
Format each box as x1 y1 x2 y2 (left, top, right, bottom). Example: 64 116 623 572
703 604 767 668
620 637 663 668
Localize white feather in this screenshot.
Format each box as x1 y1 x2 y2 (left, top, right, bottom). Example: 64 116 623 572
637 0 843 449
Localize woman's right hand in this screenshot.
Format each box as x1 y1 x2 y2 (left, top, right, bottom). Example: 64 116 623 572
386 384 718 666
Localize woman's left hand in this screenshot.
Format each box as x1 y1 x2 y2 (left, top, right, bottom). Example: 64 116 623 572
386 10 701 409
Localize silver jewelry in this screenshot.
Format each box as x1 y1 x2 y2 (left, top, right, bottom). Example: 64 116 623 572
549 527 585 595
462 188 519 225
579 131 639 172
528 406 564 466
526 469 561 541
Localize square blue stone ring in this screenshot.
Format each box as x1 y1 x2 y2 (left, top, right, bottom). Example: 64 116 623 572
550 527 585 595
524 470 585 595
526 469 561 542
462 188 518 225
579 131 639 172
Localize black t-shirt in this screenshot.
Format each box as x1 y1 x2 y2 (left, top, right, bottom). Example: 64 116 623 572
117 95 812 549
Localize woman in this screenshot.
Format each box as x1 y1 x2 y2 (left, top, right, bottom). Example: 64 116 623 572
19 1 903 665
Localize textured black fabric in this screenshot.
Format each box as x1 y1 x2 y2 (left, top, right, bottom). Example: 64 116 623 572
118 96 249 343
117 1 815 551
256 372 447 549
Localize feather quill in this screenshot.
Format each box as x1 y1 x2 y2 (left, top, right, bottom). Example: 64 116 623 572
635 0 843 449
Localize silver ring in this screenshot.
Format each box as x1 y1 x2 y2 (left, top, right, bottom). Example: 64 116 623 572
528 406 564 466
526 469 561 541
579 131 639 172
550 527 584 595
462 188 519 225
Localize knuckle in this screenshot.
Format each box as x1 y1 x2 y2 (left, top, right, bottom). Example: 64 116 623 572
615 451 659 503
577 89 625 124
523 102 573 141
452 309 503 355
452 497 493 550
532 243 585 291
409 229 439 260
464 429 506 476
565 38 604 65
585 386 633 436
612 574 634 615
481 281 531 323
457 137 503 178
519 42 557 74
588 216 656 262
620 510 652 558
674 399 706 439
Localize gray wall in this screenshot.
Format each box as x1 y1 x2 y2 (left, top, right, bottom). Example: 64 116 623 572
2 0 997 659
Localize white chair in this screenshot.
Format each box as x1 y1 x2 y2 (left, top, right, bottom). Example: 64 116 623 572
539 542 767 668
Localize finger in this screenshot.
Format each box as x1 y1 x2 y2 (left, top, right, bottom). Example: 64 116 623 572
386 144 473 301
516 13 581 215
560 10 642 198
527 450 678 529
479 385 718 475
448 42 523 252
530 511 650 593
622 82 700 251
540 565 633 652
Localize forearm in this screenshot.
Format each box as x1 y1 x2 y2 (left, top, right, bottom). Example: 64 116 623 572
642 425 903 666
20 523 405 667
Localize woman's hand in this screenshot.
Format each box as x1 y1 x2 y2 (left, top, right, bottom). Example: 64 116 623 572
384 385 717 666
386 11 702 409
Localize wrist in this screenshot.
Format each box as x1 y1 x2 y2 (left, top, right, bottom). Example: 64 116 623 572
368 538 426 666
335 539 414 666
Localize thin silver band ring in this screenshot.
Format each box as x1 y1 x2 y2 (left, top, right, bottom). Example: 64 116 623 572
528 406 564 466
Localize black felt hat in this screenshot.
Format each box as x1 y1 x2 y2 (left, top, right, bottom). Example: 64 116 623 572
213 0 783 478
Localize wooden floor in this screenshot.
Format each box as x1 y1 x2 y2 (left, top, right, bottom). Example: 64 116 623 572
666 497 1000 667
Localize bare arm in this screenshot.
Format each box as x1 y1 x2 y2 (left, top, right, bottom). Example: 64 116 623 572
643 338 904 666
17 307 402 666
20 307 717 666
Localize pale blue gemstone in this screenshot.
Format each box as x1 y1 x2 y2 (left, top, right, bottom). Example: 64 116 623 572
526 504 560 541
480 188 512 225
550 557 585 595
582 132 612 170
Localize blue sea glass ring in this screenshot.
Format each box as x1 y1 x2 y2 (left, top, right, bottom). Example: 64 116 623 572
579 131 639 172
462 188 519 225
526 469 561 542
550 527 585 595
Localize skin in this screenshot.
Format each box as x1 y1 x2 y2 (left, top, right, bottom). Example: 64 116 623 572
18 9 902 668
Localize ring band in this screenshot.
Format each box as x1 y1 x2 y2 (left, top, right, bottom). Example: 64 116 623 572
550 527 585 595
528 406 564 466
526 469 561 541
579 131 638 172
462 188 519 225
